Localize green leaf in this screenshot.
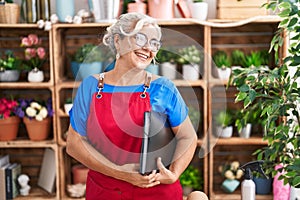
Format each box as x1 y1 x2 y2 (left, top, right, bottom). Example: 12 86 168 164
236 92 247 102
292 176 300 187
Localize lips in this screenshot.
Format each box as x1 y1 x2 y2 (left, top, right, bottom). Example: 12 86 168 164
135 51 150 61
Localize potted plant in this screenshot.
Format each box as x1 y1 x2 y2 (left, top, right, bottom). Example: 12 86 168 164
215 109 234 138
179 165 203 196
218 161 243 193
243 51 263 68
177 45 202 81
64 97 73 116
0 50 22 82
0 97 20 141
212 50 231 80
188 0 208 21
15 98 53 141
229 1 300 195
20 34 47 82
156 48 179 79
71 43 106 80
252 170 273 195
231 49 246 68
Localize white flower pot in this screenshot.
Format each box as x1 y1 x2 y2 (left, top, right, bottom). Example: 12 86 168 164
183 64 200 81
28 69 44 82
0 70 20 82
64 103 73 115
290 186 300 200
188 2 208 21
217 68 231 80
216 126 233 138
239 123 252 138
160 62 177 79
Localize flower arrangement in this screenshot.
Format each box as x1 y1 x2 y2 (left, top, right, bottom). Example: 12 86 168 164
218 161 244 180
20 34 47 71
0 97 18 119
15 98 53 121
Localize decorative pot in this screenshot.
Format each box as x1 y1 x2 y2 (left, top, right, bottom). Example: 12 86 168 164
127 2 146 14
0 70 20 82
216 68 231 80
146 64 159 75
182 186 193 196
0 116 20 141
183 64 200 81
216 126 233 138
28 68 44 82
64 103 73 115
290 186 300 200
88 0 120 21
56 0 75 22
239 123 252 138
148 0 174 19
160 62 177 80
253 177 273 195
75 62 103 80
23 117 51 141
188 2 208 21
72 164 89 184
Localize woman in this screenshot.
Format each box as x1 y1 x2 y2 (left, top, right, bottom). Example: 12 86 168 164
66 12 198 199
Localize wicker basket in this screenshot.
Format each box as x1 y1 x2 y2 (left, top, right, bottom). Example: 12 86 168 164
0 3 20 24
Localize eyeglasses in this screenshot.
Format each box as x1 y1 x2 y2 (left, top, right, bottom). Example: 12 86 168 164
134 33 161 52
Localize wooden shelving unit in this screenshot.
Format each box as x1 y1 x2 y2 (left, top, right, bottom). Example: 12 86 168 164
0 24 59 199
0 16 283 199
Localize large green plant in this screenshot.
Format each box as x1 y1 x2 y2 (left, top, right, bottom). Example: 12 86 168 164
230 1 300 187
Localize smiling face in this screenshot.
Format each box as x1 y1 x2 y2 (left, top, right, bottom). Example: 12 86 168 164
115 24 161 70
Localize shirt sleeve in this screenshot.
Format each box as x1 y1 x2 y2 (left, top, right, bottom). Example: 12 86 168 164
150 78 188 127
69 76 97 136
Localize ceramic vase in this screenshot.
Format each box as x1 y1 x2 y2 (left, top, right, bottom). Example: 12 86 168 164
23 117 51 141
148 0 174 19
188 2 208 21
0 116 20 141
72 164 89 184
160 62 177 80
183 64 200 81
28 68 44 82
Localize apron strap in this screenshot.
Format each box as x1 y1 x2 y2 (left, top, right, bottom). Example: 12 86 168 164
96 72 152 99
140 72 152 98
96 73 105 99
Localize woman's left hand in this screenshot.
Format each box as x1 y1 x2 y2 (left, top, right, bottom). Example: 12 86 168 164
154 157 178 184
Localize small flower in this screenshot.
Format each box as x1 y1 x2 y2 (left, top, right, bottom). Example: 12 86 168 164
0 98 18 119
236 169 244 179
231 161 240 171
28 34 39 45
30 102 42 110
35 114 44 121
224 170 235 180
39 107 48 119
219 161 244 180
26 107 37 117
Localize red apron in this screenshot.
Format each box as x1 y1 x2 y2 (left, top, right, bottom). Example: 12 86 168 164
85 73 182 200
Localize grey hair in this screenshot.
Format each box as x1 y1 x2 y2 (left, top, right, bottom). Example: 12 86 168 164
103 12 161 54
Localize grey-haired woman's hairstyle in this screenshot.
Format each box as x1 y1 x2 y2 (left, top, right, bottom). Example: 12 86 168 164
103 12 161 54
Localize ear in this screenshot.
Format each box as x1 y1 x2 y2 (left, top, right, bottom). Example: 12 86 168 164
114 34 120 49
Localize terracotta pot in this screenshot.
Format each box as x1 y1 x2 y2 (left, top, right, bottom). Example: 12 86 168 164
0 116 20 141
23 117 51 141
72 164 89 184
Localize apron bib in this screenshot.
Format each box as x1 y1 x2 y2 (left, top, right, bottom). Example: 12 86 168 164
85 73 182 199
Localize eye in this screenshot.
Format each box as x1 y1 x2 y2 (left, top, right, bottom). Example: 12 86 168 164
149 39 161 51
135 33 147 47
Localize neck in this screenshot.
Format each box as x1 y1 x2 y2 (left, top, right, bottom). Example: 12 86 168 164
105 60 147 86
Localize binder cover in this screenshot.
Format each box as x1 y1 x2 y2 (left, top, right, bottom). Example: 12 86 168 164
140 111 177 175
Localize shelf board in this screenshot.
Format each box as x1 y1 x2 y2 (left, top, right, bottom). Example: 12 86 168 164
0 82 53 89
0 139 56 148
211 193 273 200
211 137 268 145
14 187 57 200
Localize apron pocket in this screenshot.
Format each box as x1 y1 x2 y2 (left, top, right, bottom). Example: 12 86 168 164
86 175 122 200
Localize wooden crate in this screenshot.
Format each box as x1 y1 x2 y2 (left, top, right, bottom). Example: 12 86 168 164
217 0 269 19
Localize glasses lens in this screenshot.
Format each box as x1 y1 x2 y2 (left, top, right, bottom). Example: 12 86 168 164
135 33 147 47
149 39 161 52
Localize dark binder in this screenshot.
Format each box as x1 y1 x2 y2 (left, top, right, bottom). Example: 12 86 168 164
140 111 177 175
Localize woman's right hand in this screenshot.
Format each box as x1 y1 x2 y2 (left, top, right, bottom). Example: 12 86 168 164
119 164 161 188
